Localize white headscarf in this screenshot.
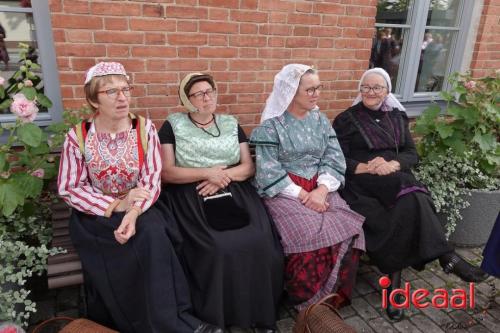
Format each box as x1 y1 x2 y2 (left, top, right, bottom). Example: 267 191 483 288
352 67 405 111
260 64 314 123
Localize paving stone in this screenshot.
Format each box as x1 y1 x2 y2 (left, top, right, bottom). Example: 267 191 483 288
227 327 252 333
338 305 356 318
466 324 494 332
484 306 500 321
411 278 434 290
475 281 496 299
455 248 481 263
344 315 376 333
367 316 397 333
417 270 447 288
364 291 383 309
419 306 454 326
393 319 422 333
473 313 500 332
356 277 377 296
402 269 418 281
351 296 380 320
276 318 294 333
409 314 445 332
449 310 477 327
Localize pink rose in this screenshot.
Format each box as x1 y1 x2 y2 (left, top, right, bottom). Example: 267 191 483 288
24 79 33 87
0 76 5 85
10 93 39 123
464 80 476 90
31 168 45 178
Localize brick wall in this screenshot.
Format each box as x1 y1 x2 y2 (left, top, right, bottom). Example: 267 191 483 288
48 0 377 132
470 0 500 78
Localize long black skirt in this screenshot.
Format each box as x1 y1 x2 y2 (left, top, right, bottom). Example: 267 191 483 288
340 186 453 274
161 180 284 329
69 203 200 333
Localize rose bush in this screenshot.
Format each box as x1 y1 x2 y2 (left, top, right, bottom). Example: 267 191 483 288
0 43 82 326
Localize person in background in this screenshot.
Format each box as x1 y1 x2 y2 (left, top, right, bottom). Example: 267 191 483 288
159 73 283 333
332 67 488 321
58 62 222 333
0 23 10 70
250 64 365 316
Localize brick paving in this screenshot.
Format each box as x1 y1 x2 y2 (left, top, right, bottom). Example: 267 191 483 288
26 247 499 333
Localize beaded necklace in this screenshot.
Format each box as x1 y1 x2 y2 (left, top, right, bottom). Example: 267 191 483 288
188 113 221 138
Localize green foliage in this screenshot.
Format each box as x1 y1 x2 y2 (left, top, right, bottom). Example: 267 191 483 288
415 71 500 177
414 71 500 236
0 43 90 327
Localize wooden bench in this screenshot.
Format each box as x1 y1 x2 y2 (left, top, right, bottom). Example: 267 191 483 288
47 146 257 289
47 201 83 289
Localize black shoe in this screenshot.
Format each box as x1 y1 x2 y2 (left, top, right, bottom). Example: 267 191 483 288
439 252 489 283
386 294 405 321
194 322 224 333
386 271 405 321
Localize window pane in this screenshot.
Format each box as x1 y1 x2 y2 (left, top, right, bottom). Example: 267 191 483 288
369 27 406 93
376 0 411 24
1 9 41 114
415 30 455 92
426 0 461 27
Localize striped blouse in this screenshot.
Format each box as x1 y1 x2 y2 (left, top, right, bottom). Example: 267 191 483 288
57 117 161 217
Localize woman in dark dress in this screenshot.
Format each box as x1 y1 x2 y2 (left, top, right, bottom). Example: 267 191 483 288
332 67 488 321
481 213 500 277
58 62 221 333
158 73 283 333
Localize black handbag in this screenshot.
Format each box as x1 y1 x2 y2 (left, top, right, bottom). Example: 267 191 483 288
202 190 250 231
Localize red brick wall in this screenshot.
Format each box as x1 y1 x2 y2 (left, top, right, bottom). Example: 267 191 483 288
470 0 500 78
48 0 377 132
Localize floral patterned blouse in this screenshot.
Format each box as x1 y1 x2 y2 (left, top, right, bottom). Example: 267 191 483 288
58 115 162 217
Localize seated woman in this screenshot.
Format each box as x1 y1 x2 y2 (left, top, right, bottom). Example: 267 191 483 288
332 67 488 320
250 64 365 312
158 73 284 332
58 62 221 333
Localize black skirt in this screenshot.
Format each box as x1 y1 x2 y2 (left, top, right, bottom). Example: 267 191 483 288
161 180 284 329
69 202 200 333
340 184 453 274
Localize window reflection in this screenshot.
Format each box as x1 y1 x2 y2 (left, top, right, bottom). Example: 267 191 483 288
416 30 454 92
376 0 411 24
427 0 460 27
369 27 405 92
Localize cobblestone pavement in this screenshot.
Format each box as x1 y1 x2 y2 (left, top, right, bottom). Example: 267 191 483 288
27 247 499 333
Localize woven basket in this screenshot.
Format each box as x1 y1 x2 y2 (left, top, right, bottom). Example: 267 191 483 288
293 294 356 333
32 317 118 333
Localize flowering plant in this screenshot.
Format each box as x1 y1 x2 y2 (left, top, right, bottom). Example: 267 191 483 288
414 71 500 236
0 43 73 326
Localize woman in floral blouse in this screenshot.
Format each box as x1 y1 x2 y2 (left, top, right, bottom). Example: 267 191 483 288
58 62 221 333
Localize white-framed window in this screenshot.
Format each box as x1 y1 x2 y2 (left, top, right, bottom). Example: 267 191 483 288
371 0 481 115
0 0 62 124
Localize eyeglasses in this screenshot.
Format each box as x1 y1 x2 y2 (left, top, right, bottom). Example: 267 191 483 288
189 88 217 100
360 85 386 94
305 85 323 96
97 86 133 99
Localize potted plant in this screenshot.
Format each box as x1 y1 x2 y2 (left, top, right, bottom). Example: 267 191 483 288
0 43 71 327
414 70 500 246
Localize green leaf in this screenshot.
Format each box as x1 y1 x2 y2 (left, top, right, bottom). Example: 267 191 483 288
435 123 454 139
0 86 4 99
0 182 25 216
36 93 53 108
21 87 36 100
12 173 43 199
29 142 50 155
473 132 496 151
0 152 6 171
443 134 466 155
0 98 12 110
17 123 42 147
